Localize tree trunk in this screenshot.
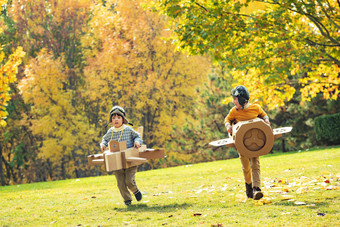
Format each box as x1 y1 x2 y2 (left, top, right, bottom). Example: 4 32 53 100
282 138 286 152
61 157 66 179
0 144 5 186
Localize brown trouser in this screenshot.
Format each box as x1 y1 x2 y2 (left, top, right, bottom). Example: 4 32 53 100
239 154 261 187
113 166 138 201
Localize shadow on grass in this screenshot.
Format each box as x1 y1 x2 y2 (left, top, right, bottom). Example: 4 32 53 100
114 202 191 213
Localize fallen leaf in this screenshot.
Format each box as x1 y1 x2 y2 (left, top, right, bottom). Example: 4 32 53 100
239 197 247 203
306 204 316 207
294 201 306 206
281 212 291 215
262 198 272 204
211 224 223 227
254 200 263 206
282 187 289 192
296 187 308 194
326 186 334 190
281 195 294 200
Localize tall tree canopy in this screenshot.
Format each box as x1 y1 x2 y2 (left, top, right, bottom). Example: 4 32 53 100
156 0 340 109
13 0 97 180
0 0 25 127
82 0 210 147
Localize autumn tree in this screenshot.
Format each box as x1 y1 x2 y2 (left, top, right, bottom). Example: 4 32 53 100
11 0 98 180
167 64 238 165
19 50 97 180
82 0 211 151
0 0 27 185
156 0 340 110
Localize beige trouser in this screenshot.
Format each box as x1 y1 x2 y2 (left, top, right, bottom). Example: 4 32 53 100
113 166 138 201
239 155 261 187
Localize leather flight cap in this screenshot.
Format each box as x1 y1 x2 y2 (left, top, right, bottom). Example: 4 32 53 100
109 106 129 125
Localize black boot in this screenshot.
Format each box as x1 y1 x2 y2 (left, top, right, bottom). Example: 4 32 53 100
134 190 142 201
253 187 263 200
124 200 132 206
245 183 253 198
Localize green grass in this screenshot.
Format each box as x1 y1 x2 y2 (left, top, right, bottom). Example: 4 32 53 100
1 147 339 226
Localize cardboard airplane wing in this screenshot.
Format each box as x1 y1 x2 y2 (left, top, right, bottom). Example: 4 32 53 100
208 137 235 147
209 118 293 158
273 127 293 139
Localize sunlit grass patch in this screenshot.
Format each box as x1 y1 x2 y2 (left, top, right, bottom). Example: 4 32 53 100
0 147 339 226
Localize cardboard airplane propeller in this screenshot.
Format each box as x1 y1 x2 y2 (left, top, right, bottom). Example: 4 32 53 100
209 118 292 158
88 127 165 171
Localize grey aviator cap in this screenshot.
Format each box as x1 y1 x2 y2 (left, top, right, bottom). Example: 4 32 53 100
109 106 130 125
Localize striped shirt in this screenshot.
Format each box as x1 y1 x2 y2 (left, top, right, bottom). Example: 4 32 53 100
100 125 143 149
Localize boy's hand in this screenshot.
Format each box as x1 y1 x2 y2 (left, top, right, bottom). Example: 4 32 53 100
227 125 232 134
264 119 270 125
134 141 141 148
100 144 107 152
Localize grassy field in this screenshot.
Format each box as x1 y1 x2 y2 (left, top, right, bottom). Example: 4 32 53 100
1 147 339 226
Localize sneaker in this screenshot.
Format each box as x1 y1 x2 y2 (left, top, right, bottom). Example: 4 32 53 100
134 190 142 201
253 187 263 200
124 200 132 206
245 183 253 198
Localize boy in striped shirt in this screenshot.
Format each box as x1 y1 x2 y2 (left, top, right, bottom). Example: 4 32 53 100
100 106 143 206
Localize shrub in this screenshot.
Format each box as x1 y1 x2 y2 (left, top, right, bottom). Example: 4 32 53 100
314 113 340 145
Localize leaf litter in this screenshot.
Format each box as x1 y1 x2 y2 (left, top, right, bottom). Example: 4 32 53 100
240 172 339 206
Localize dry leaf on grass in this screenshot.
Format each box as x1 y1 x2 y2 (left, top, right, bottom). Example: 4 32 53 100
282 187 289 192
262 197 272 204
211 223 223 227
296 187 308 194
281 195 294 200
294 201 306 206
254 200 263 206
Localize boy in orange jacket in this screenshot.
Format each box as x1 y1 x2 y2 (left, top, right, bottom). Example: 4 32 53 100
224 85 270 200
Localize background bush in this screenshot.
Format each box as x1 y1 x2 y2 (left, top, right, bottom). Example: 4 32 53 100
314 113 340 144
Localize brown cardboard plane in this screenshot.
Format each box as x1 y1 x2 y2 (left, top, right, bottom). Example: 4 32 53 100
209 118 292 158
88 126 165 171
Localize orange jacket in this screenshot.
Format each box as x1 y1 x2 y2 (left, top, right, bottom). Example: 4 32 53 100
224 103 268 126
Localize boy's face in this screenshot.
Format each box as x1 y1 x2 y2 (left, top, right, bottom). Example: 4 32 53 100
232 97 242 109
111 114 123 128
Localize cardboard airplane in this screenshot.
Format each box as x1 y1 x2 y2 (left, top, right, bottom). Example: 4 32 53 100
209 118 292 158
88 127 165 171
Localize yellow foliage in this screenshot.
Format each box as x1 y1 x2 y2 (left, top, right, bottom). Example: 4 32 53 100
222 68 295 111
19 49 96 162
82 0 211 146
299 64 340 102
0 46 25 127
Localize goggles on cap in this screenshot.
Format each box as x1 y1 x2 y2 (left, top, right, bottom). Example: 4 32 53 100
110 106 125 116
231 89 240 97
